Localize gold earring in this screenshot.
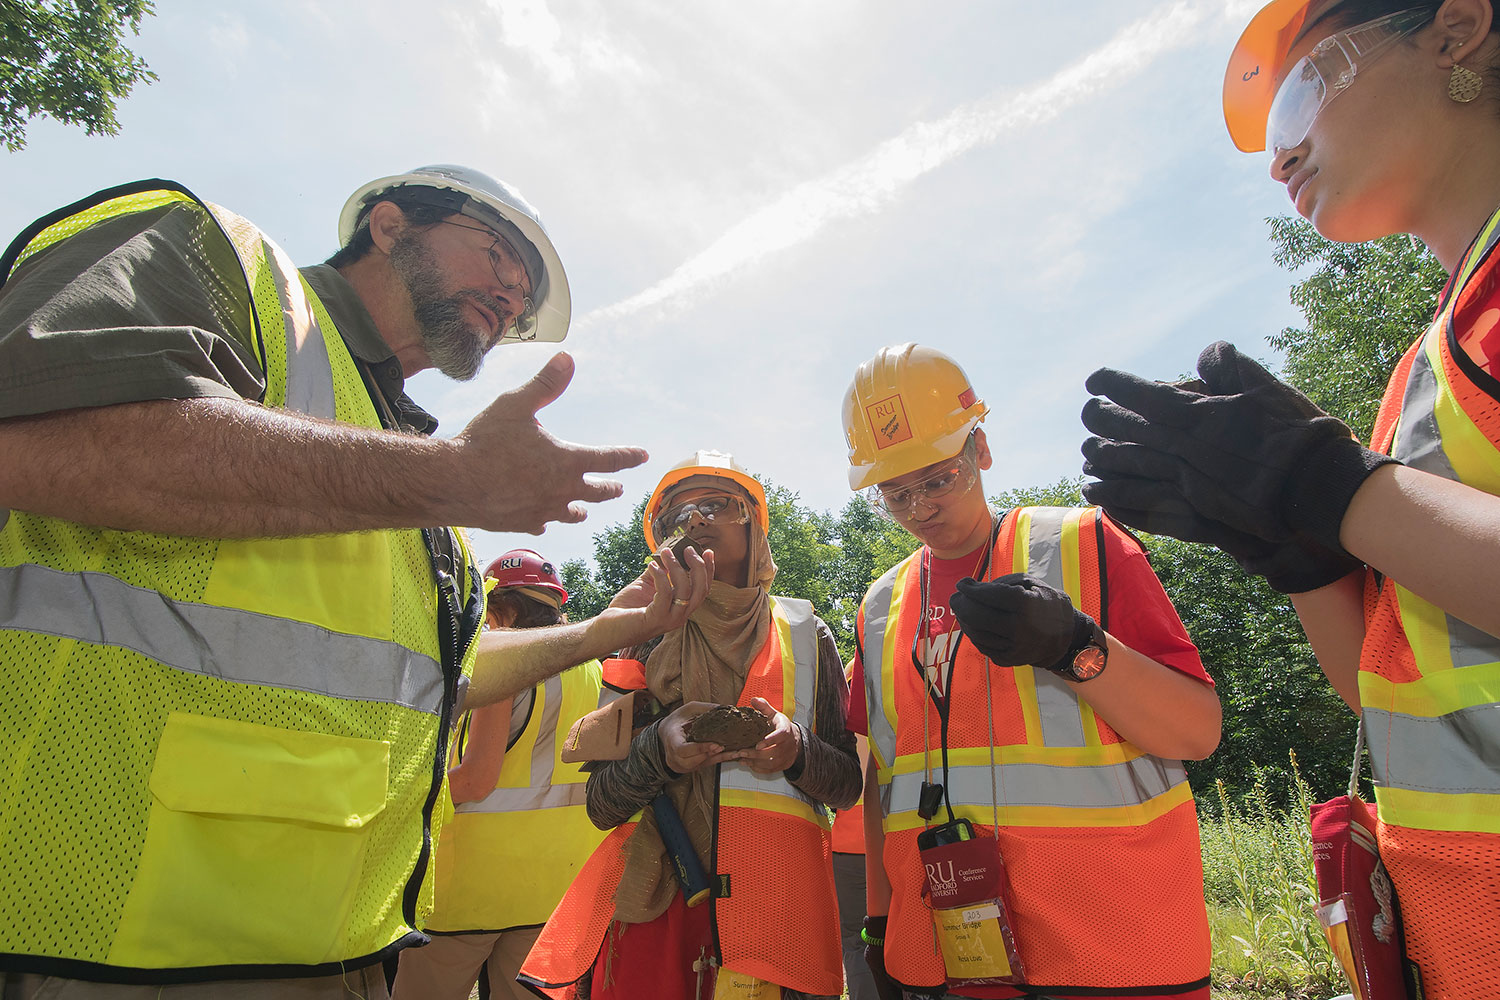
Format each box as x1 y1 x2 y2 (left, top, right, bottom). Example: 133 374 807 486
1450 62 1484 102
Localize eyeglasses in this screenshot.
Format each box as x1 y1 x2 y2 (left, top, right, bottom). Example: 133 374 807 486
653 493 749 544
1266 8 1429 153
434 218 539 341
867 458 975 516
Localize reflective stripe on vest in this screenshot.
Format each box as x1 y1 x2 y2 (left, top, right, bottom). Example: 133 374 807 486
429 661 614 932
0 184 477 976
1364 206 1500 837
858 507 1208 991
864 507 1189 832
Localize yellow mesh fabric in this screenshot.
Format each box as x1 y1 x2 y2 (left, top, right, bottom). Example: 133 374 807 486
9 190 193 269
0 189 460 968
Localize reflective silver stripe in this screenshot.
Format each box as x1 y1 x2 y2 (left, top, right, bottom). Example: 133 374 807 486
1393 340 1460 482
1025 507 1068 590
529 674 564 788
1020 507 1090 748
862 563 903 769
775 595 818 729
460 782 587 813
1364 703 1500 795
1392 338 1500 669
0 562 445 714
260 237 336 420
888 756 1186 812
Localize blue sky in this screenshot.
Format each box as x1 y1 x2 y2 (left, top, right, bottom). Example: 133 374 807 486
2 0 1306 572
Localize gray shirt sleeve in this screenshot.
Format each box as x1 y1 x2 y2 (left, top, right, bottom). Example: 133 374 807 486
0 201 268 419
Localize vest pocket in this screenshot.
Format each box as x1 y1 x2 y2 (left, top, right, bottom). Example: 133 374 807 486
108 712 390 968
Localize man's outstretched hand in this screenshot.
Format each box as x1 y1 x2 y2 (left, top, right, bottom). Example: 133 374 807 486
454 352 649 533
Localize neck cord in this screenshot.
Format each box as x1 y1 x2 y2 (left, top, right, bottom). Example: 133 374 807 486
915 511 1001 828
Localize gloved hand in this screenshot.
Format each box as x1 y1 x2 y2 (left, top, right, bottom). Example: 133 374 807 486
949 574 1094 673
862 915 904 1000
1081 476 1363 593
1081 341 1396 549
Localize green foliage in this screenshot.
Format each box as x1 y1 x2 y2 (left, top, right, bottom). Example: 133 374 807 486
1267 215 1445 441
989 475 1085 510
1201 760 1345 994
1143 536 1357 810
1 0 159 151
824 496 918 665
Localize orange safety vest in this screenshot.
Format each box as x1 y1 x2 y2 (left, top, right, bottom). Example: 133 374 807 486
519 597 843 997
1360 206 1500 998
859 506 1209 994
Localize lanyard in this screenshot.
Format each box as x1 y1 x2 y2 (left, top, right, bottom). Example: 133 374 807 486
912 511 1000 825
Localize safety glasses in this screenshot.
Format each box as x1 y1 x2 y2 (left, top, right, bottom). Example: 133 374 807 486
652 493 750 545
866 457 975 518
1266 7 1429 153
434 218 540 341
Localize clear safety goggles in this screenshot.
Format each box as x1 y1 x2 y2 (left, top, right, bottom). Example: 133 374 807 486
652 493 750 545
434 218 539 341
1265 7 1429 153
865 455 976 519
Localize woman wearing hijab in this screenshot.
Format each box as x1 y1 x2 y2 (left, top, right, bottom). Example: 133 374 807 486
521 451 861 1000
1081 1 1500 993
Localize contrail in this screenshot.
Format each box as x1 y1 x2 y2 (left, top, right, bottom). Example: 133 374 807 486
576 1 1208 331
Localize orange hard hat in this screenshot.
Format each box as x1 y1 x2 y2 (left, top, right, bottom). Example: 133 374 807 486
642 450 769 548
1224 0 1341 153
842 343 988 491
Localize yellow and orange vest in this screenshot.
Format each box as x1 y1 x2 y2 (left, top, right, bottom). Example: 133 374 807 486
859 506 1209 994
1360 204 1500 998
519 597 843 997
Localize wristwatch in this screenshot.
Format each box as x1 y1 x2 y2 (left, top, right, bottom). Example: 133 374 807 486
1052 617 1109 682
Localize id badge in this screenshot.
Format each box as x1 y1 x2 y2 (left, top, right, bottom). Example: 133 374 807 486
713 968 781 999
919 832 1025 986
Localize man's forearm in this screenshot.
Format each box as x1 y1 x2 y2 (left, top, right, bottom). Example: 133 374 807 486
0 397 470 537
468 612 636 707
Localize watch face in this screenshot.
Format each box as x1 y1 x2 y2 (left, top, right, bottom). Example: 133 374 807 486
1070 645 1108 681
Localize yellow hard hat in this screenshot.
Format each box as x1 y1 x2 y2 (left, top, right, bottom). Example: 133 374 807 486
842 344 989 491
642 450 769 548
1224 0 1336 153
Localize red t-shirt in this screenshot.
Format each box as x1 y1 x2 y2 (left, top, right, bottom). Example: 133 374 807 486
847 513 1210 736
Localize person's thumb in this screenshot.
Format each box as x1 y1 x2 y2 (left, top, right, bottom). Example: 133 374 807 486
510 351 575 416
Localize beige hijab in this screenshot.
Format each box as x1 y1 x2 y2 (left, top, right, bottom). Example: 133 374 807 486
612 483 778 923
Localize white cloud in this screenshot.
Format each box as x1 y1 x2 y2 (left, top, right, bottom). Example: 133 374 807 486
575 2 1208 333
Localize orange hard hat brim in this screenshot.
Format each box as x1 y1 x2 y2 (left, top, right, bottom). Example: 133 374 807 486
1224 0 1324 153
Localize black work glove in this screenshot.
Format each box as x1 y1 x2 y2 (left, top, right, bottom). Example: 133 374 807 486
1081 475 1363 593
1081 341 1396 549
862 915 904 1000
949 574 1094 674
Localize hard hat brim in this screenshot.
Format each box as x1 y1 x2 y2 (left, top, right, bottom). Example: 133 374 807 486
1224 0 1322 153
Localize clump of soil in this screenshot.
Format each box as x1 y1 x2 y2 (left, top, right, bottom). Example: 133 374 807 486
685 705 772 751
666 534 703 568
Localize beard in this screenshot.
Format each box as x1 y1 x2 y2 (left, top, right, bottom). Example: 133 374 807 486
388 231 494 381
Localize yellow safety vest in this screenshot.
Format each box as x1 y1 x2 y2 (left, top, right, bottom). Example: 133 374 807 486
427 660 614 932
0 182 483 980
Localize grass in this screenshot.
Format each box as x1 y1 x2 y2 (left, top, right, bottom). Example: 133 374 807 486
1201 753 1349 999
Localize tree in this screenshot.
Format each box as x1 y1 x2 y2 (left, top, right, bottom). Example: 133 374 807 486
1 0 158 151
1268 215 1446 441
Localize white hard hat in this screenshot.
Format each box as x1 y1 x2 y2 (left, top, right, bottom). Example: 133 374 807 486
340 164 571 343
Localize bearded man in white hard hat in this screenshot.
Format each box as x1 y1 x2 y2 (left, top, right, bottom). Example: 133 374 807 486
0 168 709 999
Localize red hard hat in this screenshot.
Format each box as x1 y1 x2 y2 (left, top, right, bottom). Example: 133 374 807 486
484 548 568 607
